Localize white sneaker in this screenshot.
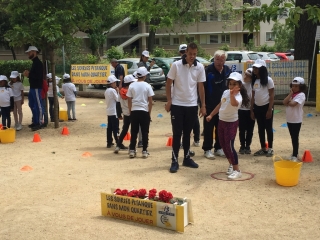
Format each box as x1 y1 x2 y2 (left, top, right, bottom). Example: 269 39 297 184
129 150 136 158
142 151 149 159
204 150 215 160
114 146 120 154
193 141 200 147
215 149 225 157
228 170 242 180
226 165 233 175
16 124 22 131
291 156 298 162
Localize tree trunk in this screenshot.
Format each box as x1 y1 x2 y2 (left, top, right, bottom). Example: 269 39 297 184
294 0 319 100
49 47 59 128
41 49 48 128
148 29 155 52
10 46 16 60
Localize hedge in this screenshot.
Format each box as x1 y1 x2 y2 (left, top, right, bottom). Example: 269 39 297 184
0 60 32 78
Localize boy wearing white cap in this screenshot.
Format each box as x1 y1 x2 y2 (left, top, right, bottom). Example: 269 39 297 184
283 77 306 161
105 75 120 148
9 71 24 130
137 50 155 83
127 67 154 158
62 73 77 121
47 73 64 122
0 75 14 129
206 72 250 179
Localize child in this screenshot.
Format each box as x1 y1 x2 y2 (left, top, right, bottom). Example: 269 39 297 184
114 75 137 153
62 73 77 121
206 72 250 180
47 73 64 122
105 75 120 148
238 68 255 154
251 59 275 157
127 67 154 158
41 77 48 128
0 75 14 129
9 71 24 131
283 77 306 162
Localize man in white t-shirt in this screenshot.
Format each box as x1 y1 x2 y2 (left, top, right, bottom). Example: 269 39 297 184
105 75 120 148
165 42 206 173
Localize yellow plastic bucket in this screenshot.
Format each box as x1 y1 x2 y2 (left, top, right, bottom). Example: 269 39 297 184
273 156 302 187
59 110 68 121
0 128 16 143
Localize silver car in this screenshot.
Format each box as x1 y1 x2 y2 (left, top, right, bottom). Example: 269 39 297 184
257 52 280 61
118 58 166 90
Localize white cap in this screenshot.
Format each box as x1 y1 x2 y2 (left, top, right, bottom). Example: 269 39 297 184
124 75 137 83
25 46 39 53
245 68 253 76
136 67 149 77
107 75 120 84
179 44 187 52
132 71 138 78
252 59 267 68
142 50 150 58
46 73 52 79
63 73 70 79
0 75 8 81
292 77 305 84
227 72 243 82
10 71 19 78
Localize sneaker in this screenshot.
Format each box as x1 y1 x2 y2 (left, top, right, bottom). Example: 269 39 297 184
41 124 47 128
289 155 298 162
169 162 179 173
226 165 233 175
129 150 136 158
253 149 267 156
183 158 199 168
215 149 225 157
228 170 242 180
193 141 200 147
114 146 120 153
137 141 143 148
239 147 245 154
142 151 149 159
68 118 74 122
189 150 195 157
266 148 274 157
106 143 114 148
245 147 251 154
31 124 41 131
16 124 22 131
204 150 215 160
28 123 36 128
118 144 128 150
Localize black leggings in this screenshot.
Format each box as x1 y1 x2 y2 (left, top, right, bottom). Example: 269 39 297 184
253 103 273 149
118 115 130 145
287 122 301 157
1 106 11 128
130 111 150 151
238 109 255 148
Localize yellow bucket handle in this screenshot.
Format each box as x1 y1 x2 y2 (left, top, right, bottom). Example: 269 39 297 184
272 155 284 163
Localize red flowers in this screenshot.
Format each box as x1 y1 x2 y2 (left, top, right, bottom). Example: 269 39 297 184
114 188 174 203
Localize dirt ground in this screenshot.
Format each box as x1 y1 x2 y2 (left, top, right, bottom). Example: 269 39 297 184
1 97 320 240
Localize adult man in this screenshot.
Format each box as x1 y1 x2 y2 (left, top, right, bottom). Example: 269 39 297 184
165 42 206 173
23 46 43 131
202 50 231 159
111 59 125 119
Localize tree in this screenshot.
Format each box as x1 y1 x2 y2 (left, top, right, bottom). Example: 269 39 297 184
243 0 320 99
272 21 294 52
0 9 16 60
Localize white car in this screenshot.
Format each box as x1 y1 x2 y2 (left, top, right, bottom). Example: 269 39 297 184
210 51 260 63
257 52 280 61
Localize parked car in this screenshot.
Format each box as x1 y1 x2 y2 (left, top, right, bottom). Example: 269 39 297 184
171 56 211 67
275 52 294 61
257 52 280 61
210 51 260 63
117 58 166 90
151 57 175 77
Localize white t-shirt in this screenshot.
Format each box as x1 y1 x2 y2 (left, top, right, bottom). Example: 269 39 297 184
9 82 24 101
286 92 305 123
239 81 252 110
48 82 60 97
104 88 118 116
0 87 13 107
126 81 154 112
62 82 77 101
167 59 205 106
253 77 274 106
219 90 242 122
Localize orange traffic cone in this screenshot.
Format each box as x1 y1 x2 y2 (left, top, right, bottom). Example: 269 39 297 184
302 150 313 162
82 152 92 157
33 133 41 142
61 126 69 135
20 165 33 171
124 132 131 140
166 136 173 146
265 142 269 149
0 124 3 130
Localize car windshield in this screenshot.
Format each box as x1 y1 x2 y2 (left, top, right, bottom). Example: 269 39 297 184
196 57 210 63
247 53 260 60
267 53 279 59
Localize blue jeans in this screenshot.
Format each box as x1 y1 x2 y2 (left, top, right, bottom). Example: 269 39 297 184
28 88 43 125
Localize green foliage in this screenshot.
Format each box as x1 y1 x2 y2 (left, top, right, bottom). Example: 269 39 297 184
0 60 32 77
255 44 276 52
105 46 124 61
220 44 230 51
152 46 175 58
245 39 255 51
272 21 294 52
123 47 138 58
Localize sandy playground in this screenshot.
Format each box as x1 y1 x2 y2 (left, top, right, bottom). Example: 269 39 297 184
1 96 320 240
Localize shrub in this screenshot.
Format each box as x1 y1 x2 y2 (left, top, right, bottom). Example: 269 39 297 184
0 60 32 77
105 46 124 61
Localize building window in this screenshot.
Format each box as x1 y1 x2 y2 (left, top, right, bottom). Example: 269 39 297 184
221 34 230 43
162 37 170 45
154 38 160 45
186 36 195 43
201 14 207 22
173 37 179 45
266 32 275 41
209 13 218 21
200 35 207 44
221 14 229 21
210 35 219 44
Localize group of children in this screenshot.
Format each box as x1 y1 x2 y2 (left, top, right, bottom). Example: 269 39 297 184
0 71 77 130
